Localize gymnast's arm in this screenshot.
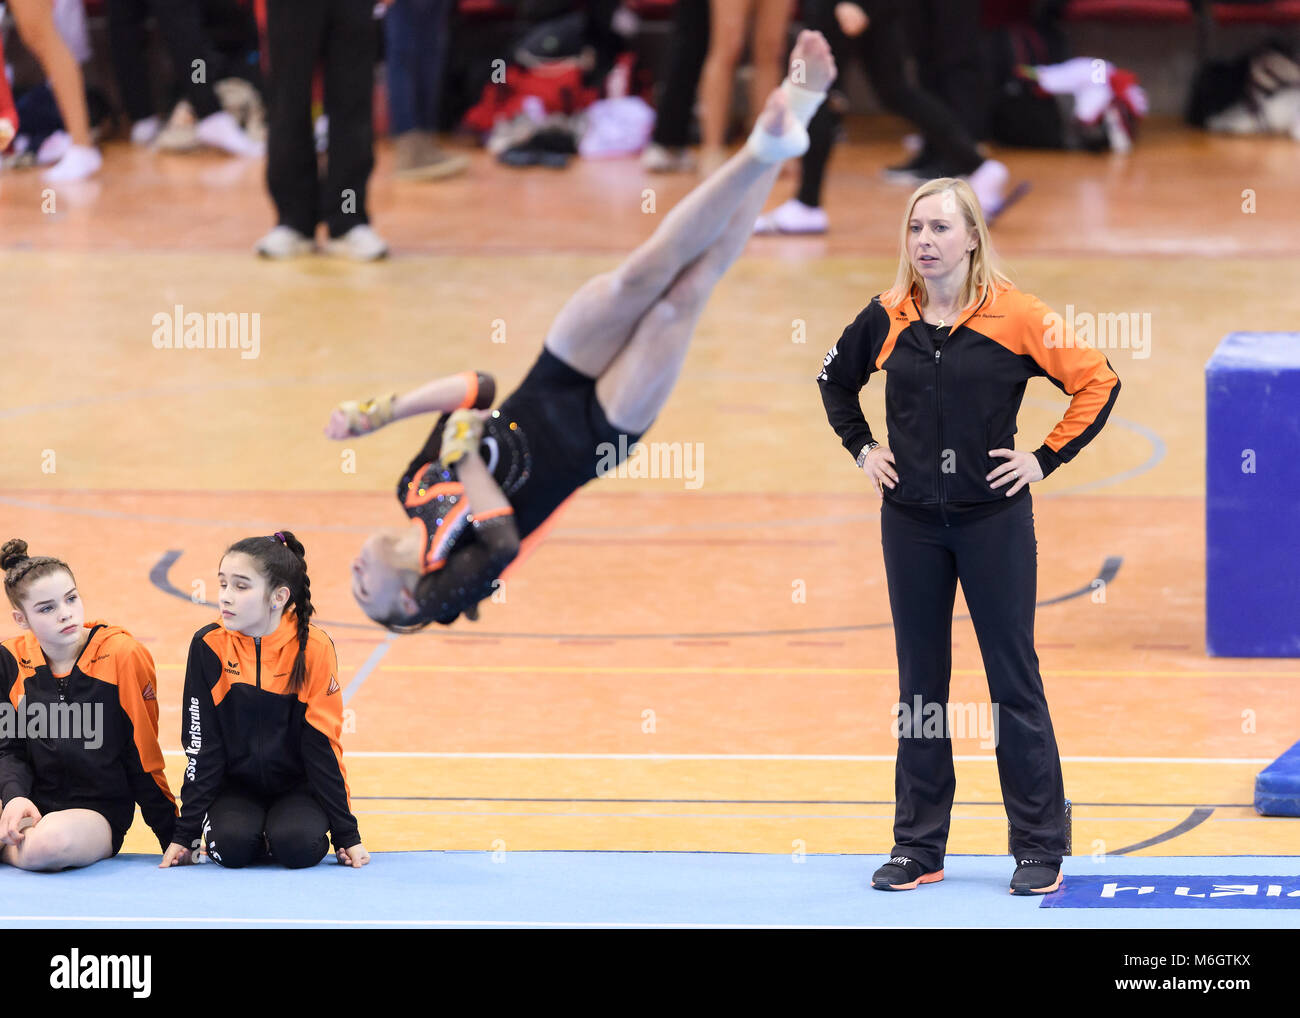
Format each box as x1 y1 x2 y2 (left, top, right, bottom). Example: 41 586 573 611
457 441 512 519
423 445 519 623
325 370 495 438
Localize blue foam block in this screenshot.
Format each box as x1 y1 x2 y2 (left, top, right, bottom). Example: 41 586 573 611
1205 332 1300 657
1255 739 1300 816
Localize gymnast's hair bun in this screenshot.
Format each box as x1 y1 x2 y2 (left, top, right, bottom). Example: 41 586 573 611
1 538 30 572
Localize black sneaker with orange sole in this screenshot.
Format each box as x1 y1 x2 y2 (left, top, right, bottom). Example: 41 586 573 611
1009 858 1063 895
871 855 945 891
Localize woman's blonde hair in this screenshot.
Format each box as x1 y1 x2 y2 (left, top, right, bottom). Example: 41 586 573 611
881 177 1012 313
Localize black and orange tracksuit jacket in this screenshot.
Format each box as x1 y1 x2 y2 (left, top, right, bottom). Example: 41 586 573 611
0 621 177 852
817 285 1121 522
174 609 361 852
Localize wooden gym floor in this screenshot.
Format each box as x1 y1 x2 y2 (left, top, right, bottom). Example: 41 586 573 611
1 116 1297 861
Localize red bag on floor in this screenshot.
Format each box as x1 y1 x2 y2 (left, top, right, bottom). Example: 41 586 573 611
0 50 18 151
459 63 599 136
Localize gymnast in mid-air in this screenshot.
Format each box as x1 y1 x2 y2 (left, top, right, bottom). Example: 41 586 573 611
326 30 837 632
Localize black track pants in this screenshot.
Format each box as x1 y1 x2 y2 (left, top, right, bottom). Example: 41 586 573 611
880 493 1068 871
204 786 330 869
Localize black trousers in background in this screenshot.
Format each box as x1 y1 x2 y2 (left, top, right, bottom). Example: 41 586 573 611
106 0 224 121
203 786 330 869
649 0 709 148
880 494 1068 872
265 0 376 238
798 0 985 208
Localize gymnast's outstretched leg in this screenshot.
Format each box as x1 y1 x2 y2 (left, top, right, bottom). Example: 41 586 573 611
592 114 792 434
323 31 836 442
542 29 837 381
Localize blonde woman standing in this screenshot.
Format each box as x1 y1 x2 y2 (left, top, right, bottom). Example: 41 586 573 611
817 178 1121 895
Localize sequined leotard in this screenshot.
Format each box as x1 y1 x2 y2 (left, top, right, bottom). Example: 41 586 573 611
395 350 646 626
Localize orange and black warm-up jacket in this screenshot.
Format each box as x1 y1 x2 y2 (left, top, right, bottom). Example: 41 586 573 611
173 609 360 852
0 621 177 851
817 285 1121 522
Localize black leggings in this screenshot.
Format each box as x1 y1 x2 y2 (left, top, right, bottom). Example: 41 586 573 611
880 494 1068 871
106 0 225 121
649 0 709 148
798 0 986 208
204 786 330 869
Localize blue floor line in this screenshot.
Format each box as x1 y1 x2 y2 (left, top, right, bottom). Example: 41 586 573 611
1 852 1297 929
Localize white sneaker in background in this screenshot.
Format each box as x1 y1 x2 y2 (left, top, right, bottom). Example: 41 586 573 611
41 143 101 183
156 100 199 151
255 225 315 259
131 116 162 146
964 158 1009 217
196 110 265 157
36 130 71 166
641 142 696 173
753 197 829 235
323 224 388 262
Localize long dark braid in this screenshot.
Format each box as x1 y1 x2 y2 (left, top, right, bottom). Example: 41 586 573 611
224 530 314 694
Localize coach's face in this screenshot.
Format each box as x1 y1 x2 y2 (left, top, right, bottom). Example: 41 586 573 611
908 192 976 285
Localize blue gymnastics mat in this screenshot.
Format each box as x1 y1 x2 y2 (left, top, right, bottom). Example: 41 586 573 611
1256 739 1300 816
2 852 1299 928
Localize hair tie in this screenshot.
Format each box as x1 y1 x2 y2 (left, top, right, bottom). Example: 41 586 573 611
273 532 286 545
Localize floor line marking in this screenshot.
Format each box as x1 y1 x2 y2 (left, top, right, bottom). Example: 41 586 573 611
154 751 1277 763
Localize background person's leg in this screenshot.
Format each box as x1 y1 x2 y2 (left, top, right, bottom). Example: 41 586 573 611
860 0 982 176
265 0 327 236
106 0 156 125
697 0 753 168
7 0 93 146
748 0 793 139
0 809 113 871
264 789 330 869
322 0 378 239
648 0 710 150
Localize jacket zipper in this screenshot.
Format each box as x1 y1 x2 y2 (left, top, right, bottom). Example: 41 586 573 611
255 636 266 792
934 345 950 527
49 626 98 795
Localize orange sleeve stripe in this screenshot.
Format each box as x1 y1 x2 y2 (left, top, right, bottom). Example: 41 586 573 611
472 506 514 521
118 644 178 807
877 315 909 371
983 292 1121 452
201 629 234 705
425 499 471 572
456 371 479 410
405 480 464 509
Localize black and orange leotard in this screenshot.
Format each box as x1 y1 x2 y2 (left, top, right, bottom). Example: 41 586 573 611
396 351 647 626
